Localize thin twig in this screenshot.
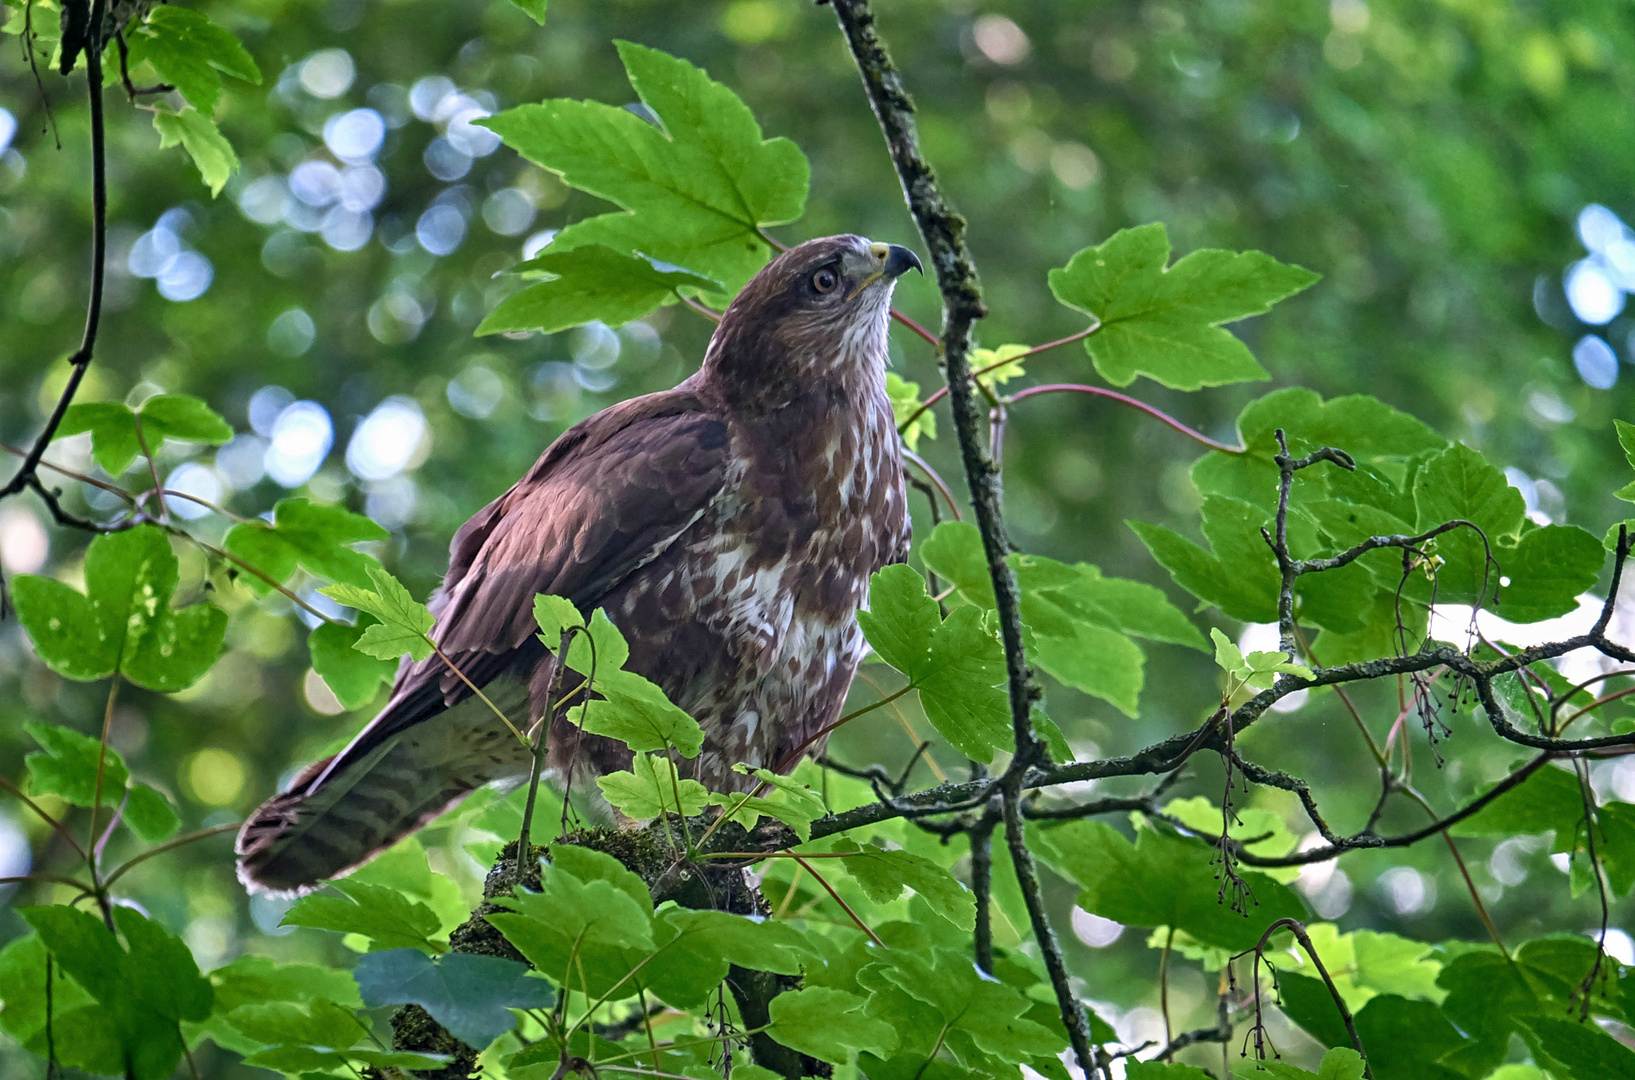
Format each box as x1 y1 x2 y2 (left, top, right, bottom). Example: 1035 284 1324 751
791 853 885 946
100 822 241 889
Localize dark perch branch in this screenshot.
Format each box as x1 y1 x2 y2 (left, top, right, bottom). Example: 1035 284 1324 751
1 0 110 614
825 5 1101 1075
965 801 1000 974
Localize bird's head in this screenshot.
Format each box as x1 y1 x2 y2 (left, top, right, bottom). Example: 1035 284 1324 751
703 234 922 400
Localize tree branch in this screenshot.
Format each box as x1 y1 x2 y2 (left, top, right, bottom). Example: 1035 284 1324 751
825 6 1100 1074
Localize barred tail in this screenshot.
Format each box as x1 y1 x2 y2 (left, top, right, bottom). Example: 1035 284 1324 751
235 731 484 894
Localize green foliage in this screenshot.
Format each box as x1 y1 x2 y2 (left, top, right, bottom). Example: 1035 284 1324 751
308 616 397 709
481 40 808 296
281 879 446 953
55 394 233 477
535 595 706 755
1031 820 1307 951
820 838 976 930
1048 223 1319 389
223 495 388 594
353 948 554 1048
478 244 724 335
922 520 1202 715
23 722 178 842
20 906 211 1080
1233 1049 1367 1080
768 986 896 1061
9 12 1635 1080
857 563 1010 760
596 752 709 819
123 7 260 113
322 564 437 661
885 372 936 452
708 764 826 839
11 525 226 690
150 108 240 195
1210 627 1313 691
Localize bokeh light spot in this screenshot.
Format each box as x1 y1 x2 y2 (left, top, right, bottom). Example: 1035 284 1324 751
300 49 356 99
186 748 246 806
1572 334 1618 389
347 397 428 481
268 308 317 357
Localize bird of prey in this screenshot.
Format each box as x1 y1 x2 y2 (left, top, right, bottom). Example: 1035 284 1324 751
237 235 921 894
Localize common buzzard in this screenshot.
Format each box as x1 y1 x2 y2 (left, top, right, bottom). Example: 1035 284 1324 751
238 234 920 893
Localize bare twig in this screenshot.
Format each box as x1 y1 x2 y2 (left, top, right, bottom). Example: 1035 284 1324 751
1234 918 1370 1077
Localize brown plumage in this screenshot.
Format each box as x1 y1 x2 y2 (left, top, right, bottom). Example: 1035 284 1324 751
237 235 920 894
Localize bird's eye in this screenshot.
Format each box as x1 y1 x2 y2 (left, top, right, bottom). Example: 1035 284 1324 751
811 268 839 294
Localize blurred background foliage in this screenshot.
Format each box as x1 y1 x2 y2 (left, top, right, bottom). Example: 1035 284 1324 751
4 0 1635 1073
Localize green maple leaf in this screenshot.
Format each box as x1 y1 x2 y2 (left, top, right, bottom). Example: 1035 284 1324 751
322 565 436 662
1048 222 1319 390
223 497 388 594
479 41 808 294
856 564 1011 762
10 525 226 691
885 372 937 452
534 596 705 756
124 7 260 113
478 245 724 335
56 394 233 477
152 108 240 196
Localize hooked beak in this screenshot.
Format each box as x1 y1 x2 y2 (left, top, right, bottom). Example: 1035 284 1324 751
872 241 923 279
850 241 924 299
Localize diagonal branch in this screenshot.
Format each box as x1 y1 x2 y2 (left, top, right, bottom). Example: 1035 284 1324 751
826 5 1100 1077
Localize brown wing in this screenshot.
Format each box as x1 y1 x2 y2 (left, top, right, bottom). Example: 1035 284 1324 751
312 386 730 783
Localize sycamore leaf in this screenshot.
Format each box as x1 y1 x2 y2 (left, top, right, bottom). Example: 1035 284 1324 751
920 521 1202 716
479 41 808 292
151 108 240 196
241 1044 451 1073
596 753 709 819
1047 223 1318 390
1494 525 1603 623
479 244 724 335
1130 495 1282 623
859 947 1066 1064
1031 820 1307 951
10 525 226 690
767 986 897 1062
486 858 655 998
308 617 396 709
322 565 435 662
1400 443 1526 607
823 839 976 930
709 765 826 839
21 723 178 843
0 934 124 1074
1128 1063 1216 1080
971 342 1031 386
124 6 260 113
224 496 388 594
1615 419 1635 503
21 906 211 1080
885 372 937 452
56 393 233 476
354 949 554 1050
281 881 444 953
535 599 705 755
205 955 363 1013
1209 628 1312 690
856 564 1010 762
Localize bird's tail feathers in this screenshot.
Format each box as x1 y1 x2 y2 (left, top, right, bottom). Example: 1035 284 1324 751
236 710 528 894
